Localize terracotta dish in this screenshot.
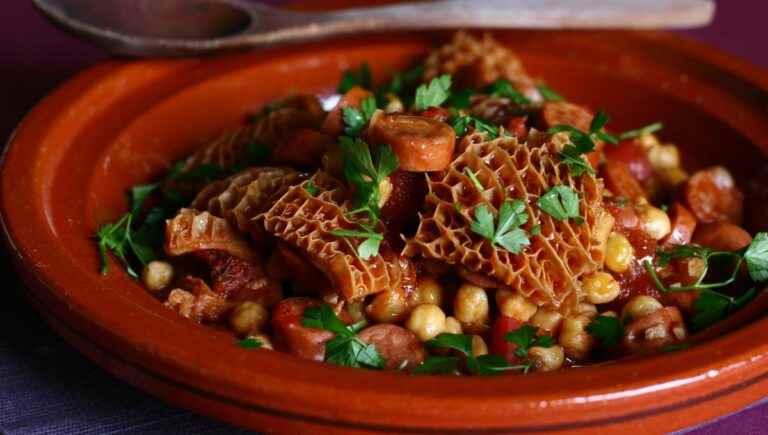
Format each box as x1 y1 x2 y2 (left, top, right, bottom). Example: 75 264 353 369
2 30 768 433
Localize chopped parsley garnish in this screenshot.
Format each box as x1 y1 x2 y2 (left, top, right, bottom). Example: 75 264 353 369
486 79 531 105
549 108 619 176
417 333 525 375
464 167 484 191
530 224 541 236
302 304 385 369
337 62 372 93
329 227 384 260
237 338 263 349
536 83 565 102
339 136 398 223
96 213 155 278
586 315 624 348
305 180 319 197
342 95 377 136
470 199 530 254
451 115 499 139
619 122 664 141
129 183 159 217
446 88 475 109
505 325 554 359
645 233 768 331
537 185 582 223
413 74 452 111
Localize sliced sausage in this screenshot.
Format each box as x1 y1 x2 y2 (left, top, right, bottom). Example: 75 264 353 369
271 297 334 362
538 101 593 133
661 202 697 246
603 160 646 200
603 140 653 183
358 324 426 370
322 86 374 137
271 128 334 168
604 196 640 234
684 166 743 224
692 222 752 252
366 112 455 172
418 107 451 123
623 306 686 353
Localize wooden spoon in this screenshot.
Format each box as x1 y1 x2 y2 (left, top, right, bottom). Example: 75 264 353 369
33 0 715 57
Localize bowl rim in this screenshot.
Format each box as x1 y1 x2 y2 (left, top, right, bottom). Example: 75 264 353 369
2 29 768 432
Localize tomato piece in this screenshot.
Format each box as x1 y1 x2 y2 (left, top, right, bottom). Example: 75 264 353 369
603 160 646 199
604 196 640 234
684 166 743 224
490 315 524 364
603 140 653 182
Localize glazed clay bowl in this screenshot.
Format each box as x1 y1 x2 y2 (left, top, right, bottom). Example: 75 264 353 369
3 30 768 434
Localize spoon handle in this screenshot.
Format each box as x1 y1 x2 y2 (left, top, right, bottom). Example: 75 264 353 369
314 0 714 30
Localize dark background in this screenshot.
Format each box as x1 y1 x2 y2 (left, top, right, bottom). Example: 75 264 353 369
1 1 766 434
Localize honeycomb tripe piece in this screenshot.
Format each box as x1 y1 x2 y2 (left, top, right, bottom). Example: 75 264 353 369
191 167 306 243
259 171 408 301
181 95 324 174
405 136 614 310
165 208 257 260
423 30 538 100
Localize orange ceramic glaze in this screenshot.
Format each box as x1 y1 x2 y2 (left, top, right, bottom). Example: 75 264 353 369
2 31 768 434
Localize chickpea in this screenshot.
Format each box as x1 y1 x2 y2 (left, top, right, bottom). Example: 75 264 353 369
378 177 393 209
638 206 671 240
582 272 621 305
648 144 680 171
496 289 537 322
559 315 595 361
622 295 663 321
247 333 273 350
229 302 269 337
657 166 689 187
605 233 634 273
530 308 563 335
141 261 174 291
471 335 489 357
600 310 619 318
638 133 661 150
406 304 447 341
409 276 444 307
444 316 463 334
366 289 408 323
528 345 565 372
454 284 489 333
576 302 598 319
384 93 404 113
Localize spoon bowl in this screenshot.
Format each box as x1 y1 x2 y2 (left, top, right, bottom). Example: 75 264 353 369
32 0 715 57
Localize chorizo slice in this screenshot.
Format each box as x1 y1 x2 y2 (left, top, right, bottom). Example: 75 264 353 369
623 306 686 352
358 324 426 370
366 112 456 172
684 166 744 224
661 202 697 246
322 86 374 137
604 196 640 234
538 101 593 133
603 160 646 200
271 297 333 362
692 222 752 252
603 140 653 183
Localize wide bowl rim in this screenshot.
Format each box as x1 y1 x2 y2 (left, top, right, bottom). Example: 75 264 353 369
2 29 768 432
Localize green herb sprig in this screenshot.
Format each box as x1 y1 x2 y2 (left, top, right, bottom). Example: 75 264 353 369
586 315 624 348
469 199 531 254
342 95 378 136
302 304 385 369
486 79 531 105
549 109 616 176
413 74 452 111
505 325 554 372
537 185 583 223
337 63 372 94
414 333 523 375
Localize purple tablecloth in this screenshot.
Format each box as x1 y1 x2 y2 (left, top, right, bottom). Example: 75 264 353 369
1 1 766 434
